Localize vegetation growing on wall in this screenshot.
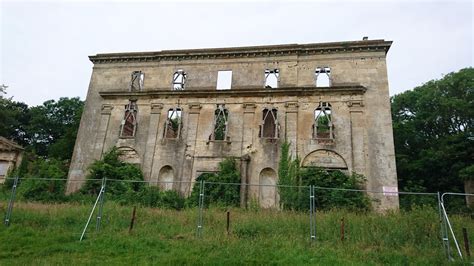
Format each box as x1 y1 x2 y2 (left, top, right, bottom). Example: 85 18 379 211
278 141 370 211
187 158 240 207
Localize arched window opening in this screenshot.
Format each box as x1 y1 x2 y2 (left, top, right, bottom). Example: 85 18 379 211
313 102 333 139
264 69 279 88
129 71 144 91
120 101 138 137
315 67 331 87
164 108 182 139
172 69 186 90
260 108 279 139
211 104 229 141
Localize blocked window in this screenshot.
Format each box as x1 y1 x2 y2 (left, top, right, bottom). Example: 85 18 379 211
120 100 138 137
211 104 229 141
315 67 331 87
130 71 144 91
172 69 186 90
163 108 182 139
313 102 333 139
264 69 279 88
259 108 279 139
216 70 232 90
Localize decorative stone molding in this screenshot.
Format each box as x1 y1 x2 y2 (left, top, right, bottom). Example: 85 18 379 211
188 102 202 114
150 103 163 114
284 101 299 113
89 40 392 64
101 104 114 115
346 100 364 107
242 102 257 113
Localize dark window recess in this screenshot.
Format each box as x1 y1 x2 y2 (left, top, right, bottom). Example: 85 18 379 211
164 108 182 139
120 101 138 137
259 108 279 139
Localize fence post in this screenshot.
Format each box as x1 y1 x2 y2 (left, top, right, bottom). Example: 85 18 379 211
4 176 19 226
196 180 205 237
96 177 107 231
309 185 316 241
437 192 450 259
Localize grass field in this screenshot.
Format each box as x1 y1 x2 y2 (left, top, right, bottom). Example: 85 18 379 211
0 201 472 265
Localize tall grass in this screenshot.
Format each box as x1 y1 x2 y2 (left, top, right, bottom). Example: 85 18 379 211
1 201 472 265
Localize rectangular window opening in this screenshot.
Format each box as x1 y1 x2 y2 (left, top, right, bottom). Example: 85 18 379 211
216 70 232 90
130 71 144 91
173 69 186 90
315 67 331 87
264 69 279 88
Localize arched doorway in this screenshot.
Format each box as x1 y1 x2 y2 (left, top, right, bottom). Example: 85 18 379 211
158 165 174 191
259 168 278 208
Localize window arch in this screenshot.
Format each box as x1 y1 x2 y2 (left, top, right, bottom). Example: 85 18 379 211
313 102 333 139
120 100 138 137
163 108 182 139
315 67 331 87
210 104 229 141
259 108 279 139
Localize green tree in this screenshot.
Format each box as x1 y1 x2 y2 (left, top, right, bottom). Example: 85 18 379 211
391 68 474 207
27 97 83 158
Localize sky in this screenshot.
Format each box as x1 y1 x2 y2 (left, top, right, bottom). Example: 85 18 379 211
1 0 472 106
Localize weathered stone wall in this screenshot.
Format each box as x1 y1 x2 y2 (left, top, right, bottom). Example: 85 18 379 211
67 40 399 210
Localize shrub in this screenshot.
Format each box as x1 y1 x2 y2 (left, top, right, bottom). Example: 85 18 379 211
16 157 68 202
278 142 370 211
187 158 240 207
80 147 144 197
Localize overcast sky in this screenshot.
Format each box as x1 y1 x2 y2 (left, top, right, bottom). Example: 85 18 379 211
1 0 472 106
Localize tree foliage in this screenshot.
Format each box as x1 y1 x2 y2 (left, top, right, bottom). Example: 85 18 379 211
0 95 83 160
391 68 474 201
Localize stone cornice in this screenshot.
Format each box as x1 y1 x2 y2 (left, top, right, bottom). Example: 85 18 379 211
90 40 392 64
99 85 367 99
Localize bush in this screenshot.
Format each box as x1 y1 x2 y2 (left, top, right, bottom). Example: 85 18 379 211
278 141 370 211
187 158 240 207
16 157 68 202
80 148 144 197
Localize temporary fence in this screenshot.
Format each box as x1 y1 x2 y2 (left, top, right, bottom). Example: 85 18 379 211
1 176 473 262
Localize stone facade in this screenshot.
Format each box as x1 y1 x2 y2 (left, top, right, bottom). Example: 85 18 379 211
67 39 399 210
0 137 24 183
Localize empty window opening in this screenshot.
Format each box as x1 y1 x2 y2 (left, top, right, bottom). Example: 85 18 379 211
216 71 232 90
172 69 187 90
264 69 279 88
164 108 182 139
260 108 279 139
314 102 333 139
315 67 331 87
130 71 144 91
211 104 229 141
120 100 138 137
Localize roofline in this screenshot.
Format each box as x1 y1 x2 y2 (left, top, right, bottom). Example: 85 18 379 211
89 39 392 64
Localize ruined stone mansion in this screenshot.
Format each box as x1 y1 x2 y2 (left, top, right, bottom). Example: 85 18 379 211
67 39 399 210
